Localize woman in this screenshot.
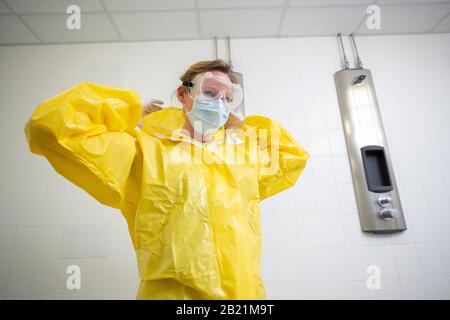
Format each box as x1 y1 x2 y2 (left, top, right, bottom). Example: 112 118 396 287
24 60 309 299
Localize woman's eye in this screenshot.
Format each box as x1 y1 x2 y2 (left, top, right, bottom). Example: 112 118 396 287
204 90 216 98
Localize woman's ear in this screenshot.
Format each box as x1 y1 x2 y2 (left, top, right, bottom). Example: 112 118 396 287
177 86 184 104
177 86 185 105
178 86 193 112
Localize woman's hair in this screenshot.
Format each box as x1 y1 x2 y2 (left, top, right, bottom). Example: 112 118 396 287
179 59 238 85
172 59 238 106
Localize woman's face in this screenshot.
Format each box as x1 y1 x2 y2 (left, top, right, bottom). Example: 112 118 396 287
179 70 233 113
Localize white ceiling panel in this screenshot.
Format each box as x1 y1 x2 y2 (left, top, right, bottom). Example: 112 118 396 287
198 0 285 8
357 3 450 34
434 13 450 31
199 8 282 37
0 15 39 44
22 13 119 42
0 0 449 45
111 11 198 40
289 0 374 5
281 6 365 36
4 0 104 14
103 0 196 11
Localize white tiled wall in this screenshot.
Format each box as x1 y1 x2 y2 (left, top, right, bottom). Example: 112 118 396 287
0 33 449 299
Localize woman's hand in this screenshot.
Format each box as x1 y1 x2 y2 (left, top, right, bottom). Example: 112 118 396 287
142 98 164 115
137 98 164 128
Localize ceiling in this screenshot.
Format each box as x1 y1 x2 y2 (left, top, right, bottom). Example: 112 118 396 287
1 0 450 45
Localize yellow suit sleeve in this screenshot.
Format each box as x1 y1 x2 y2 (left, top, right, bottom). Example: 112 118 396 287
24 82 142 209
242 115 310 201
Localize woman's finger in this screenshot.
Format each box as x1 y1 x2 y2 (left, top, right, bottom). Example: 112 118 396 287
142 98 164 115
150 98 164 106
149 103 163 110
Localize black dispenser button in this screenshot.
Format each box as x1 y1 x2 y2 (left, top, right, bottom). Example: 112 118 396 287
360 145 393 193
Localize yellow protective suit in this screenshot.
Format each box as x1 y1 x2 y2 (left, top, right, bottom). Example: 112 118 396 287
24 82 309 299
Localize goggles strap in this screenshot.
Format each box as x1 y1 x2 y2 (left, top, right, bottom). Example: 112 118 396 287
182 81 193 87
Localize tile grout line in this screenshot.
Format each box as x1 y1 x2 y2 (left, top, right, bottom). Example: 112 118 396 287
0 0 43 43
99 0 122 41
275 0 290 37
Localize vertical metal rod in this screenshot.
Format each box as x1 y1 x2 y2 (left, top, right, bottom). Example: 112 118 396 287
350 33 363 69
337 33 350 70
227 36 233 68
214 36 218 60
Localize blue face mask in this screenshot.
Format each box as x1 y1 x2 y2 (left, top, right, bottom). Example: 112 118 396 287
186 96 229 134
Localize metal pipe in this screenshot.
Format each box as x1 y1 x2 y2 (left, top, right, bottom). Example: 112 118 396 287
214 36 218 60
225 36 246 117
227 36 233 68
350 33 363 69
337 33 350 70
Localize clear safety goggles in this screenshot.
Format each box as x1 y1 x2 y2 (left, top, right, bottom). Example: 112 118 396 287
183 71 244 110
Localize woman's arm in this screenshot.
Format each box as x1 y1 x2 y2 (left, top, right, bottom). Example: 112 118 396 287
242 115 310 200
24 82 142 209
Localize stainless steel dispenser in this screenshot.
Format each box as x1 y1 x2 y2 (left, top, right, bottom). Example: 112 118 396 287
334 33 407 233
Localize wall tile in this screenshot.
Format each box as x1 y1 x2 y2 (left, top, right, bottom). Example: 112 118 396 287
277 284 305 300
60 225 86 259
300 248 326 283
416 243 447 278
439 242 450 277
425 278 450 300
85 225 111 258
0 228 16 261
327 281 353 300
400 278 428 299
311 157 335 185
315 185 340 215
261 250 277 285
274 250 302 284
393 244 423 278
297 215 322 248
319 215 346 247
274 217 299 249
304 282 329 300
345 246 371 281
13 227 63 260
323 247 350 282
307 130 331 157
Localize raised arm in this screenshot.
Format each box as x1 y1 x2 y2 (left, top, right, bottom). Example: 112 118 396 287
24 82 142 209
242 115 310 200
